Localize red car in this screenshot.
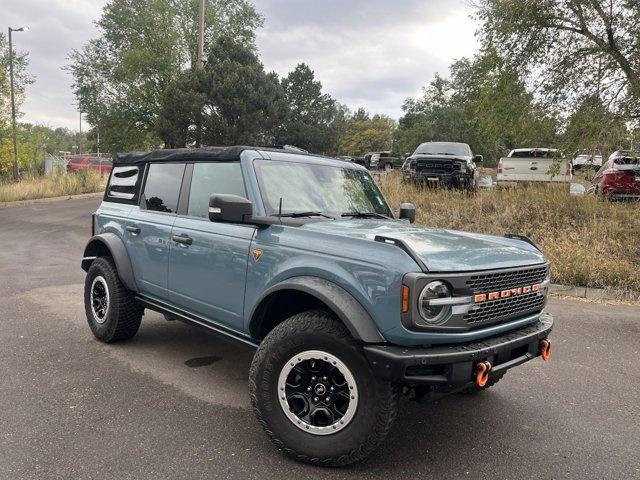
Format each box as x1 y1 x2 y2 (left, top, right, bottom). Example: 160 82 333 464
66 155 113 175
589 151 640 200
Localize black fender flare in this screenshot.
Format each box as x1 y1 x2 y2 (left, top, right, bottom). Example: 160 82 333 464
81 233 138 292
250 276 385 343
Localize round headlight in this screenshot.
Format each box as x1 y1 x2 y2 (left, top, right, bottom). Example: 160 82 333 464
418 281 452 325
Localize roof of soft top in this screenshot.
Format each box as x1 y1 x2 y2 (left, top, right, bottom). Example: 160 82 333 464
113 145 309 164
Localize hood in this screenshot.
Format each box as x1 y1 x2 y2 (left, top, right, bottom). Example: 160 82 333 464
301 219 545 272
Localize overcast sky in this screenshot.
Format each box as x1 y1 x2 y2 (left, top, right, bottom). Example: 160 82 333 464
1 0 479 131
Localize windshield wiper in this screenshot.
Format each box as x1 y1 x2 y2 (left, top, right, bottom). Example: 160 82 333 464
276 211 334 219
341 211 392 219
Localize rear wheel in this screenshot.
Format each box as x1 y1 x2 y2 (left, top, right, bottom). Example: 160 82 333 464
84 257 143 343
249 311 399 466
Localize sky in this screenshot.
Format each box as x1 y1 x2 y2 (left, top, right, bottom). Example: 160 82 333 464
0 0 479 131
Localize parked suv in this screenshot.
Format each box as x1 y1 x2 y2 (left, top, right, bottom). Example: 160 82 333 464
82 146 553 466
588 150 640 200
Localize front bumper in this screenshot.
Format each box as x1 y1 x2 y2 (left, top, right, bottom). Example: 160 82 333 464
364 312 553 388
411 170 472 187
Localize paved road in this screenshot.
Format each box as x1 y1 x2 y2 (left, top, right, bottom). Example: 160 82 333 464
1 197 639 480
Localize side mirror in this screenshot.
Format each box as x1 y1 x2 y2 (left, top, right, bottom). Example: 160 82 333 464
399 202 416 224
209 194 253 223
474 155 483 163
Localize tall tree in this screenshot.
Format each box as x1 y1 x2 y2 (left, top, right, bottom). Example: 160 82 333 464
562 95 629 156
156 37 287 147
67 0 262 153
475 0 640 118
276 63 345 154
394 52 560 165
340 110 396 156
0 33 34 177
0 32 33 127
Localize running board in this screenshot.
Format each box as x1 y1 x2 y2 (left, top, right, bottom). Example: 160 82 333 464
135 295 259 349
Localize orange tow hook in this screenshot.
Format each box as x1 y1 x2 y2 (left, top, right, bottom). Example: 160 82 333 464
540 339 551 361
475 361 492 388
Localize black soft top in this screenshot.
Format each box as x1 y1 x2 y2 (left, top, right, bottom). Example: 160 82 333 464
113 146 308 165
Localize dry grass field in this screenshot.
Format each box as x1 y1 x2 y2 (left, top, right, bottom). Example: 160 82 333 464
377 172 640 293
0 170 105 203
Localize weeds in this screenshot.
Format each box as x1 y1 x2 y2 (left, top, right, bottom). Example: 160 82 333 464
377 172 640 292
0 170 105 203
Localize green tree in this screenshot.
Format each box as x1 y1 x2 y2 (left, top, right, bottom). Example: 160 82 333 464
156 37 287 147
562 95 629 157
276 63 344 154
340 110 396 156
0 33 34 177
394 52 560 165
67 0 262 153
475 0 640 118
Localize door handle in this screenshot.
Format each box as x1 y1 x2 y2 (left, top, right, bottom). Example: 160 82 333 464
126 225 141 235
172 234 193 246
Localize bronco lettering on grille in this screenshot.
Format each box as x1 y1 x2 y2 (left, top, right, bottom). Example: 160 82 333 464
473 284 541 303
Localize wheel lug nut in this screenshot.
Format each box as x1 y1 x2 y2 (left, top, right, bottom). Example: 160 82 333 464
311 376 316 381
325 397 330 402
314 397 318 402
330 386 334 391
307 386 312 391
322 376 327 381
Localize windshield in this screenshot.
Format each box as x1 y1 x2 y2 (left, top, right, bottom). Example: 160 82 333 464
414 142 471 156
510 149 562 158
253 160 392 217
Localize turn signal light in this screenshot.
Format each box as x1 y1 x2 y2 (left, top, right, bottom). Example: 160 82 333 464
401 285 410 313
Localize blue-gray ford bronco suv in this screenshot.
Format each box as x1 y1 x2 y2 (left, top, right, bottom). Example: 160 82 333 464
82 146 553 466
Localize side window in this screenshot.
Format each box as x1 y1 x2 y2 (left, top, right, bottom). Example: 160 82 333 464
107 166 140 201
142 163 185 213
187 162 246 218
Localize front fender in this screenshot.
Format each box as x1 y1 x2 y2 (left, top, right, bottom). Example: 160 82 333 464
81 233 138 292
249 276 385 343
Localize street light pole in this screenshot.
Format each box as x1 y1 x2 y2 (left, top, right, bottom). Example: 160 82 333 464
8 26 28 181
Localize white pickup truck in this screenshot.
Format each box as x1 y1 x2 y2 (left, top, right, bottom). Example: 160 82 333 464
497 148 572 184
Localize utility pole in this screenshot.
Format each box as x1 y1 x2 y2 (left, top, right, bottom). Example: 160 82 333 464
197 0 205 70
78 111 82 155
8 26 28 181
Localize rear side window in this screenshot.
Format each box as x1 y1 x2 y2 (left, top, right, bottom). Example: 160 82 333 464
187 162 246 218
142 163 185 213
106 166 140 201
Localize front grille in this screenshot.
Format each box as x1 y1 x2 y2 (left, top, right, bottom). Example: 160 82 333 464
464 291 546 324
416 160 456 173
463 264 549 325
466 265 549 293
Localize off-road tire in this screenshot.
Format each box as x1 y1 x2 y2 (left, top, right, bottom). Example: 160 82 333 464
459 372 505 394
84 256 143 343
249 310 399 467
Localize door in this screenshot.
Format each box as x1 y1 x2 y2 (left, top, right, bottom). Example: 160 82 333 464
126 162 186 300
168 162 255 329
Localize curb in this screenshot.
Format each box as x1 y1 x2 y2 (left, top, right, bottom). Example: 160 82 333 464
550 283 640 302
0 192 103 209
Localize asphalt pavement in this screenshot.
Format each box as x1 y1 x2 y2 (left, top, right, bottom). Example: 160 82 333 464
1 197 639 479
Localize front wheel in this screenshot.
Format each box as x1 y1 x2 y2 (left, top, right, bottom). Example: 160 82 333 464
249 311 398 467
